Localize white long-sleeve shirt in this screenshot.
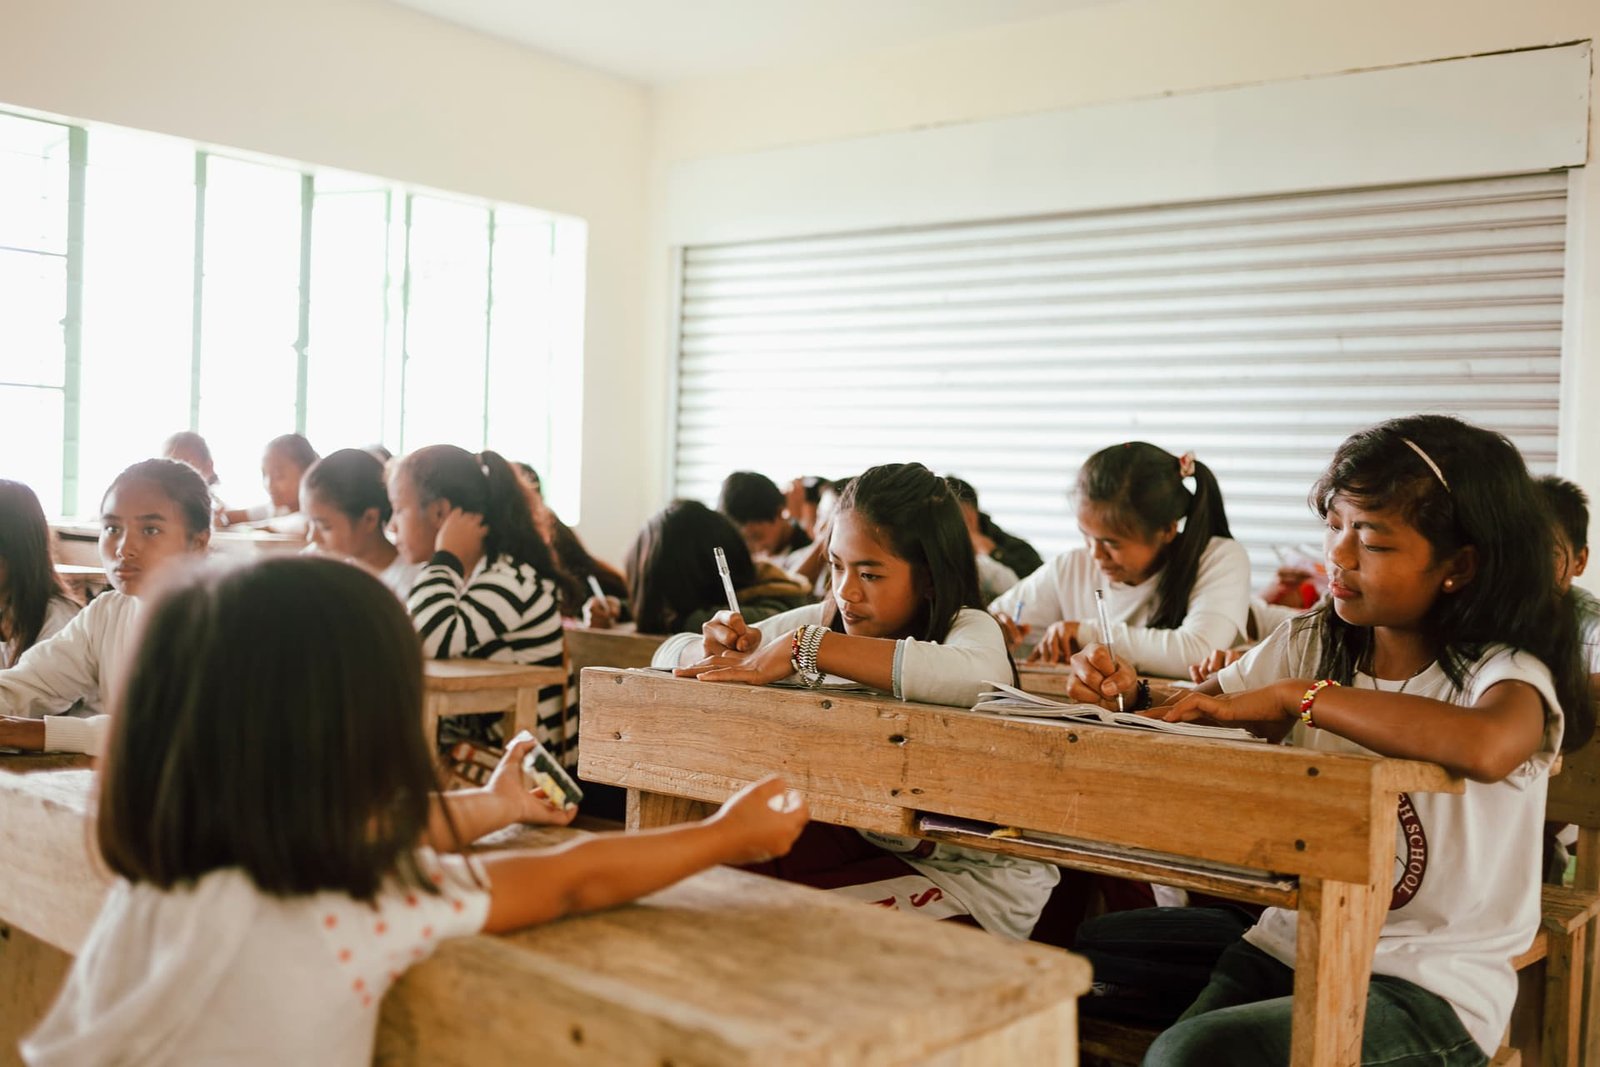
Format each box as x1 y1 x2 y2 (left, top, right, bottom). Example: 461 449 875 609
988 537 1251 678
654 603 1016 709
0 591 141 755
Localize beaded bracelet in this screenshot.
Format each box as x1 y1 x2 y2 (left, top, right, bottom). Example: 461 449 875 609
1299 679 1339 729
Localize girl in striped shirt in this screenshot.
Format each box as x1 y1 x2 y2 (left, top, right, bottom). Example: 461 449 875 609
388 446 573 766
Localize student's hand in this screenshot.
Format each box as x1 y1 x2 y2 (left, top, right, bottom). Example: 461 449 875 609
0 717 46 752
707 775 808 865
1189 648 1246 684
1028 621 1081 664
991 611 1032 652
1143 681 1301 741
488 733 578 826
436 508 488 572
582 595 621 629
677 632 794 686
1066 644 1137 709
701 610 760 655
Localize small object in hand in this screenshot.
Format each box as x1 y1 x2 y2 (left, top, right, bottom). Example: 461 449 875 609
766 788 804 814
520 740 585 811
714 546 741 616
586 574 607 602
990 826 1022 839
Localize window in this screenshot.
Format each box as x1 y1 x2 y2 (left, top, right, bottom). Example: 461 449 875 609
0 107 587 521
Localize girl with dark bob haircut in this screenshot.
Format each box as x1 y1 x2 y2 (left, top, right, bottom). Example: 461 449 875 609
0 480 79 669
25 556 805 1064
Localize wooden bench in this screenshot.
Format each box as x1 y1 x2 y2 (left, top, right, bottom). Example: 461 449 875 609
579 667 1461 1067
0 767 1092 1066
422 659 568 748
564 623 668 675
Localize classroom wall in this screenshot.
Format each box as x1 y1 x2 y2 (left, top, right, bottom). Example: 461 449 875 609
644 0 1600 582
0 0 653 561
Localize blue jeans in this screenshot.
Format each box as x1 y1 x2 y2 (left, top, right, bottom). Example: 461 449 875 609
1143 940 1486 1066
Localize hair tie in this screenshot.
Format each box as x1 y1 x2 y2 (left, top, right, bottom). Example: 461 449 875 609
1177 452 1197 479
1400 438 1450 493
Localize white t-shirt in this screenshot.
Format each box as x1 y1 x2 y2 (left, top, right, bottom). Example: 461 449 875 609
24 850 489 1067
989 537 1251 678
378 556 423 602
1216 619 1563 1056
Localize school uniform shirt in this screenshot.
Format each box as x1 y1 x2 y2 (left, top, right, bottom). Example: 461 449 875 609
654 603 1058 939
0 595 81 671
0 591 141 755
989 536 1251 679
408 551 572 763
22 850 489 1067
378 556 423 603
1216 618 1564 1058
975 553 1019 604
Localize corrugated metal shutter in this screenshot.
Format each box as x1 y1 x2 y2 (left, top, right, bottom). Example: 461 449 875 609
672 173 1568 584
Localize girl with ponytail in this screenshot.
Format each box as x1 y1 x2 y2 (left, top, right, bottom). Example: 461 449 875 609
989 442 1250 679
388 445 571 766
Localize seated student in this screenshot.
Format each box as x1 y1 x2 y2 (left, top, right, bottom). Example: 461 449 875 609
784 476 831 542
21 556 805 1067
0 481 80 670
1071 415 1593 1066
513 462 626 619
0 460 212 754
387 445 573 765
719 471 811 562
300 448 420 601
989 443 1250 679
161 431 227 517
659 463 1057 940
940 476 1021 602
221 434 318 534
595 500 809 633
945 475 1045 579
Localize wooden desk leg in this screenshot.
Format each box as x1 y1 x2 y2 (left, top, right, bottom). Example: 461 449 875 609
422 694 444 755
1575 826 1599 1066
1543 920 1583 1066
1291 875 1390 1067
625 789 716 831
513 686 540 746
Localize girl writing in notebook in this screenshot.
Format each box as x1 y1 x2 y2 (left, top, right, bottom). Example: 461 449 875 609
659 463 1057 939
989 442 1250 679
1077 415 1592 1065
23 557 806 1067
0 480 80 670
0 460 212 754
301 448 420 601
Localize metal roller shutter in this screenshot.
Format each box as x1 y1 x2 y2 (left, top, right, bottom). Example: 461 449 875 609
672 172 1569 584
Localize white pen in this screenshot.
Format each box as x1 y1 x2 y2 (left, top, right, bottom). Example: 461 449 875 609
586 575 606 602
713 546 741 616
1093 588 1125 713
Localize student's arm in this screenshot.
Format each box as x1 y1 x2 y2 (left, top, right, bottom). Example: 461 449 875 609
1153 679 1547 782
0 605 104 720
1076 539 1252 678
478 776 806 933
425 734 576 851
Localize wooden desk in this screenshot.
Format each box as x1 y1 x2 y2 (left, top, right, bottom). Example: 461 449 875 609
0 769 1091 1066
579 668 1462 1067
564 622 668 674
1015 665 1191 701
423 660 568 745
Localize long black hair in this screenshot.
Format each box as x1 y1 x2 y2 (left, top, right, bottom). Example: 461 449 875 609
1077 442 1232 629
625 500 755 633
1299 414 1593 751
98 556 447 898
396 445 564 581
0 480 69 663
824 462 981 644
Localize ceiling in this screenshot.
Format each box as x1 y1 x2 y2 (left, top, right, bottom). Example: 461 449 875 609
390 0 1108 86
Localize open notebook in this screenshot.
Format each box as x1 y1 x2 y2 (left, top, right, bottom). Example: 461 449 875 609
975 681 1264 743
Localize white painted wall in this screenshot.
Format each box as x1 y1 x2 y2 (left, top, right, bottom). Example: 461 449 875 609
0 0 653 560
645 0 1600 580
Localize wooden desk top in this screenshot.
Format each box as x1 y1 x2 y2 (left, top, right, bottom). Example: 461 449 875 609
1 769 1090 1066
579 668 1460 887
563 623 669 672
423 659 567 691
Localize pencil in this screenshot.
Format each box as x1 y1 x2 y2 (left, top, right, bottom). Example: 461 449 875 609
1094 588 1125 713
586 575 606 602
714 546 741 616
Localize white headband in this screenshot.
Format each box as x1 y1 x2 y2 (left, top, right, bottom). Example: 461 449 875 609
1400 437 1450 492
